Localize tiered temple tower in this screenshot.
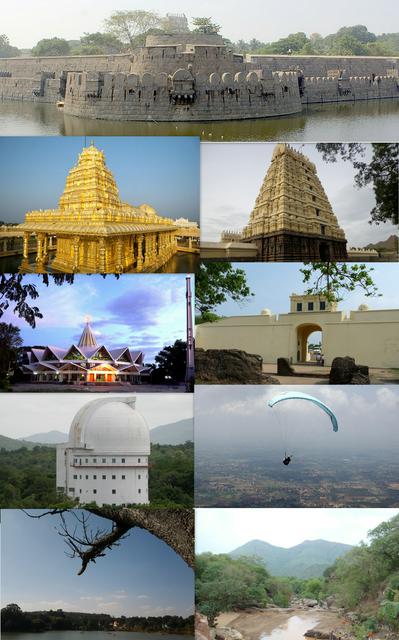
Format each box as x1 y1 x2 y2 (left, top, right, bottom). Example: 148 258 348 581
241 144 348 261
17 143 178 273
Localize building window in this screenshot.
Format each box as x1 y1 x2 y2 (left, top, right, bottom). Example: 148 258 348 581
79 489 82 494
321 224 326 235
93 489 97 494
308 302 314 311
320 301 326 310
312 195 316 202
73 475 77 479
85 475 89 480
102 475 106 480
79 475 82 480
102 458 106 463
315 208 320 216
93 458 97 463
122 475 126 479
296 303 302 312
93 475 97 480
69 488 74 492
112 475 116 480
112 489 116 495
112 458 116 463
138 458 141 463
85 458 88 463
73 458 77 464
138 474 141 480
121 458 125 463
138 489 141 494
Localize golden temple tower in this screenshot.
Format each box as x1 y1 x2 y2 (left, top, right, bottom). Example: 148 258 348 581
17 143 178 273
241 144 348 261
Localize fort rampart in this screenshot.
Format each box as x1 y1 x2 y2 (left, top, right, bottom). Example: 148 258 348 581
0 34 398 120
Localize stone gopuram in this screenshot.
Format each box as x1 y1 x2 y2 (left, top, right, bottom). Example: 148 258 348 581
236 144 348 261
17 143 178 273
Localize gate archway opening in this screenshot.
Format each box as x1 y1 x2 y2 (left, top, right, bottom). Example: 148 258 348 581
296 323 323 363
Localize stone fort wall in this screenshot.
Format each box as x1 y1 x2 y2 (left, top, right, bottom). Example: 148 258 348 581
0 43 398 119
62 68 302 121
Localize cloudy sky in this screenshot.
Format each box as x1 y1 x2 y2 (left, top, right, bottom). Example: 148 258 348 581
2 509 194 616
3 0 398 48
0 392 193 438
195 385 399 454
0 136 199 224
201 143 397 246
196 508 399 552
0 273 192 362
205 262 399 318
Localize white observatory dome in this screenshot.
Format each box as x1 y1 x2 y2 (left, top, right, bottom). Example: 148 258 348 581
68 397 150 454
261 308 272 316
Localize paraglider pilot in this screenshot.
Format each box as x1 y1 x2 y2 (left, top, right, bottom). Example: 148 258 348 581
283 453 292 466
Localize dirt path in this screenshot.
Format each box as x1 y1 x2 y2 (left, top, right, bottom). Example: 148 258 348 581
216 608 349 640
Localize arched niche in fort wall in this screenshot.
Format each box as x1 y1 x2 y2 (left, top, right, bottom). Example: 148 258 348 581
246 71 260 87
209 72 221 88
155 72 169 88
141 72 155 87
234 71 246 86
221 72 234 88
126 74 140 89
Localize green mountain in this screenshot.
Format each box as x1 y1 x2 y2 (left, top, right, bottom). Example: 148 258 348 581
230 538 353 578
150 419 193 445
0 434 44 451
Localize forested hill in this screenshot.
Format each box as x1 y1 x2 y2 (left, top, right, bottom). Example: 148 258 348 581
230 538 353 578
0 434 40 450
197 514 399 636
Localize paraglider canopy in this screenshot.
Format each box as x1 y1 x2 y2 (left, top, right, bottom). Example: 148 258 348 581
268 391 338 432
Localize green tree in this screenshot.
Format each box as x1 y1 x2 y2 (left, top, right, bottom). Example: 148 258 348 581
0 34 19 58
335 25 377 44
300 262 380 304
0 322 23 384
72 32 124 55
330 34 367 55
32 37 71 56
104 10 161 49
153 339 187 384
195 263 253 320
316 143 399 226
192 18 221 35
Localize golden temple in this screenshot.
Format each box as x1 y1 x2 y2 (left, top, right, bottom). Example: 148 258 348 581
17 143 179 273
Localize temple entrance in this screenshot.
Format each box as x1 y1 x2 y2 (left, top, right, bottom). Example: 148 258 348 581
296 323 323 363
319 242 331 261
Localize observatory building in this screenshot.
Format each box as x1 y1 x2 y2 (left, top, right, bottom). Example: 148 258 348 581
56 396 150 506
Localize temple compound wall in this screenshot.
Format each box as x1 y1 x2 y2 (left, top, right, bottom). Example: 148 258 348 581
196 302 399 369
0 37 398 119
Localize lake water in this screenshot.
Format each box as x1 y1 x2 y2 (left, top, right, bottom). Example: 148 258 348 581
0 99 398 141
0 252 199 274
259 614 319 640
2 632 193 640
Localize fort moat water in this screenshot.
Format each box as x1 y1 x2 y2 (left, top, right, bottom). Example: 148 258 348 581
0 99 398 141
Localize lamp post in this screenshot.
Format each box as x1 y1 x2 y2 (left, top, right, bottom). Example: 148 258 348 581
185 275 195 390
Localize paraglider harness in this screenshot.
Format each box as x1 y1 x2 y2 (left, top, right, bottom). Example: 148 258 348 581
283 453 292 466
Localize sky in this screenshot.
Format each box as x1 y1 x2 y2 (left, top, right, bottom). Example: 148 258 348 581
196 508 399 552
2 0 399 48
0 273 192 362
1 509 194 616
201 142 398 246
0 136 200 224
0 392 193 439
205 262 399 318
195 385 399 454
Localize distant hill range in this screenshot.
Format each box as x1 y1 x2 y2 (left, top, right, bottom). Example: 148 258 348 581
0 418 193 451
0 434 42 450
230 538 353 578
150 419 193 444
365 235 398 255
19 430 67 444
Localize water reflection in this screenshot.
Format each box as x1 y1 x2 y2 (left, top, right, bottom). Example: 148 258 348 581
260 615 320 640
0 99 398 141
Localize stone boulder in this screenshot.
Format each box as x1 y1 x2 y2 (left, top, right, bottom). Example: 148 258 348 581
195 612 212 640
216 627 243 640
329 356 370 385
277 357 295 376
195 348 280 384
